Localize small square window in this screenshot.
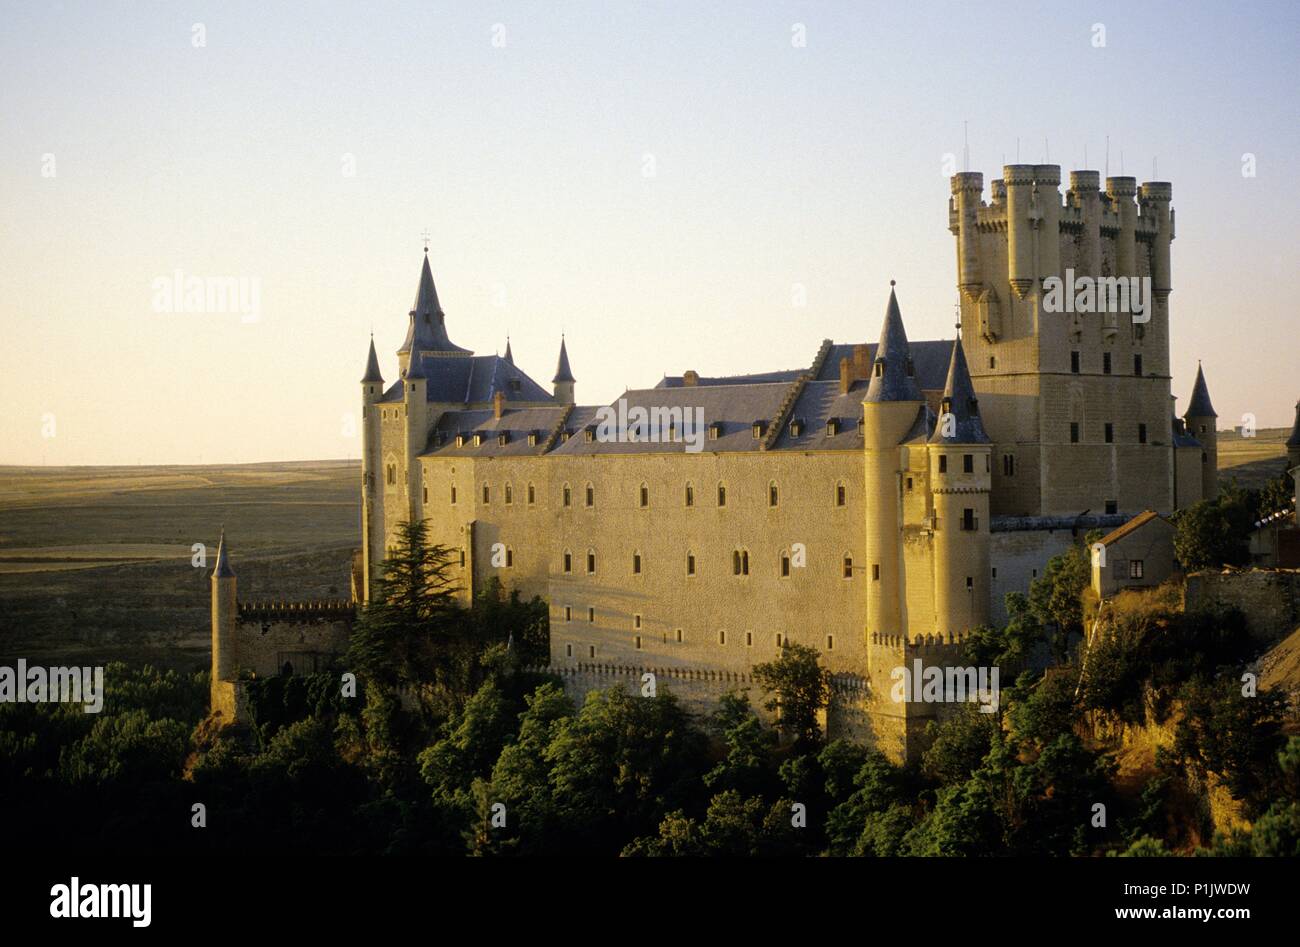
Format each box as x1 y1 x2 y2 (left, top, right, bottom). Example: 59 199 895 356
1105 500 1118 515
1130 559 1144 579
963 454 973 473
836 484 846 506
939 455 948 473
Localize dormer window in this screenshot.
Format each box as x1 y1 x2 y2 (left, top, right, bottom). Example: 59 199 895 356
826 417 840 436
456 433 468 447
873 358 885 377
497 432 509 446
905 356 914 376
509 379 521 393
789 418 803 437
584 427 596 443
528 431 539 447
708 422 723 440
752 420 766 439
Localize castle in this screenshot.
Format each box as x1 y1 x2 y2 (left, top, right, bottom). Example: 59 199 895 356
212 166 1239 761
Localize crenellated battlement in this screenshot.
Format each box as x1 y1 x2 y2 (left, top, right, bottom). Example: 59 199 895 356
237 599 355 622
870 630 969 656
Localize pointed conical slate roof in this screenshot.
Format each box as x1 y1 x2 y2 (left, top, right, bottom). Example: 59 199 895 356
1184 363 1217 418
1287 400 1300 448
863 285 922 403
362 336 383 383
404 344 426 379
503 337 514 365
553 337 575 384
929 338 989 444
213 529 235 578
399 252 470 356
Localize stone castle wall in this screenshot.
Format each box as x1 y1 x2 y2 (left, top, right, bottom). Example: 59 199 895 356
1183 569 1300 645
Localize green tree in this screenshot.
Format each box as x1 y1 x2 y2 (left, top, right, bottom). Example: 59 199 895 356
348 518 463 690
1028 541 1091 658
752 643 832 748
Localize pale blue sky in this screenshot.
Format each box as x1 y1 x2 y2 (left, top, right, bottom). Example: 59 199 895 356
1 0 1296 464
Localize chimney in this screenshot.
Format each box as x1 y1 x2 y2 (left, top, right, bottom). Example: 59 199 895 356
493 390 505 420
839 356 851 394
852 344 870 377
683 370 699 387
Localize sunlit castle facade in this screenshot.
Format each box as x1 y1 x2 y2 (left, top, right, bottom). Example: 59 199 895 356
218 168 1224 761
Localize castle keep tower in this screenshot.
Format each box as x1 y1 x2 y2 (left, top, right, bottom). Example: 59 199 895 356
949 165 1179 517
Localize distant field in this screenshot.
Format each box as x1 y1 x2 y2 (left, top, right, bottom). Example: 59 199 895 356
0 437 1288 673
1217 426 1292 490
0 461 359 672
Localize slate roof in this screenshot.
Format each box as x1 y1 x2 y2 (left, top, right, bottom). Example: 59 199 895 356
421 405 573 457
815 341 952 391
863 287 923 403
400 253 471 356
550 383 794 455
361 337 383 383
657 369 805 388
381 354 554 406
929 339 990 445
553 338 575 383
1185 363 1217 418
767 380 867 451
1171 416 1202 449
